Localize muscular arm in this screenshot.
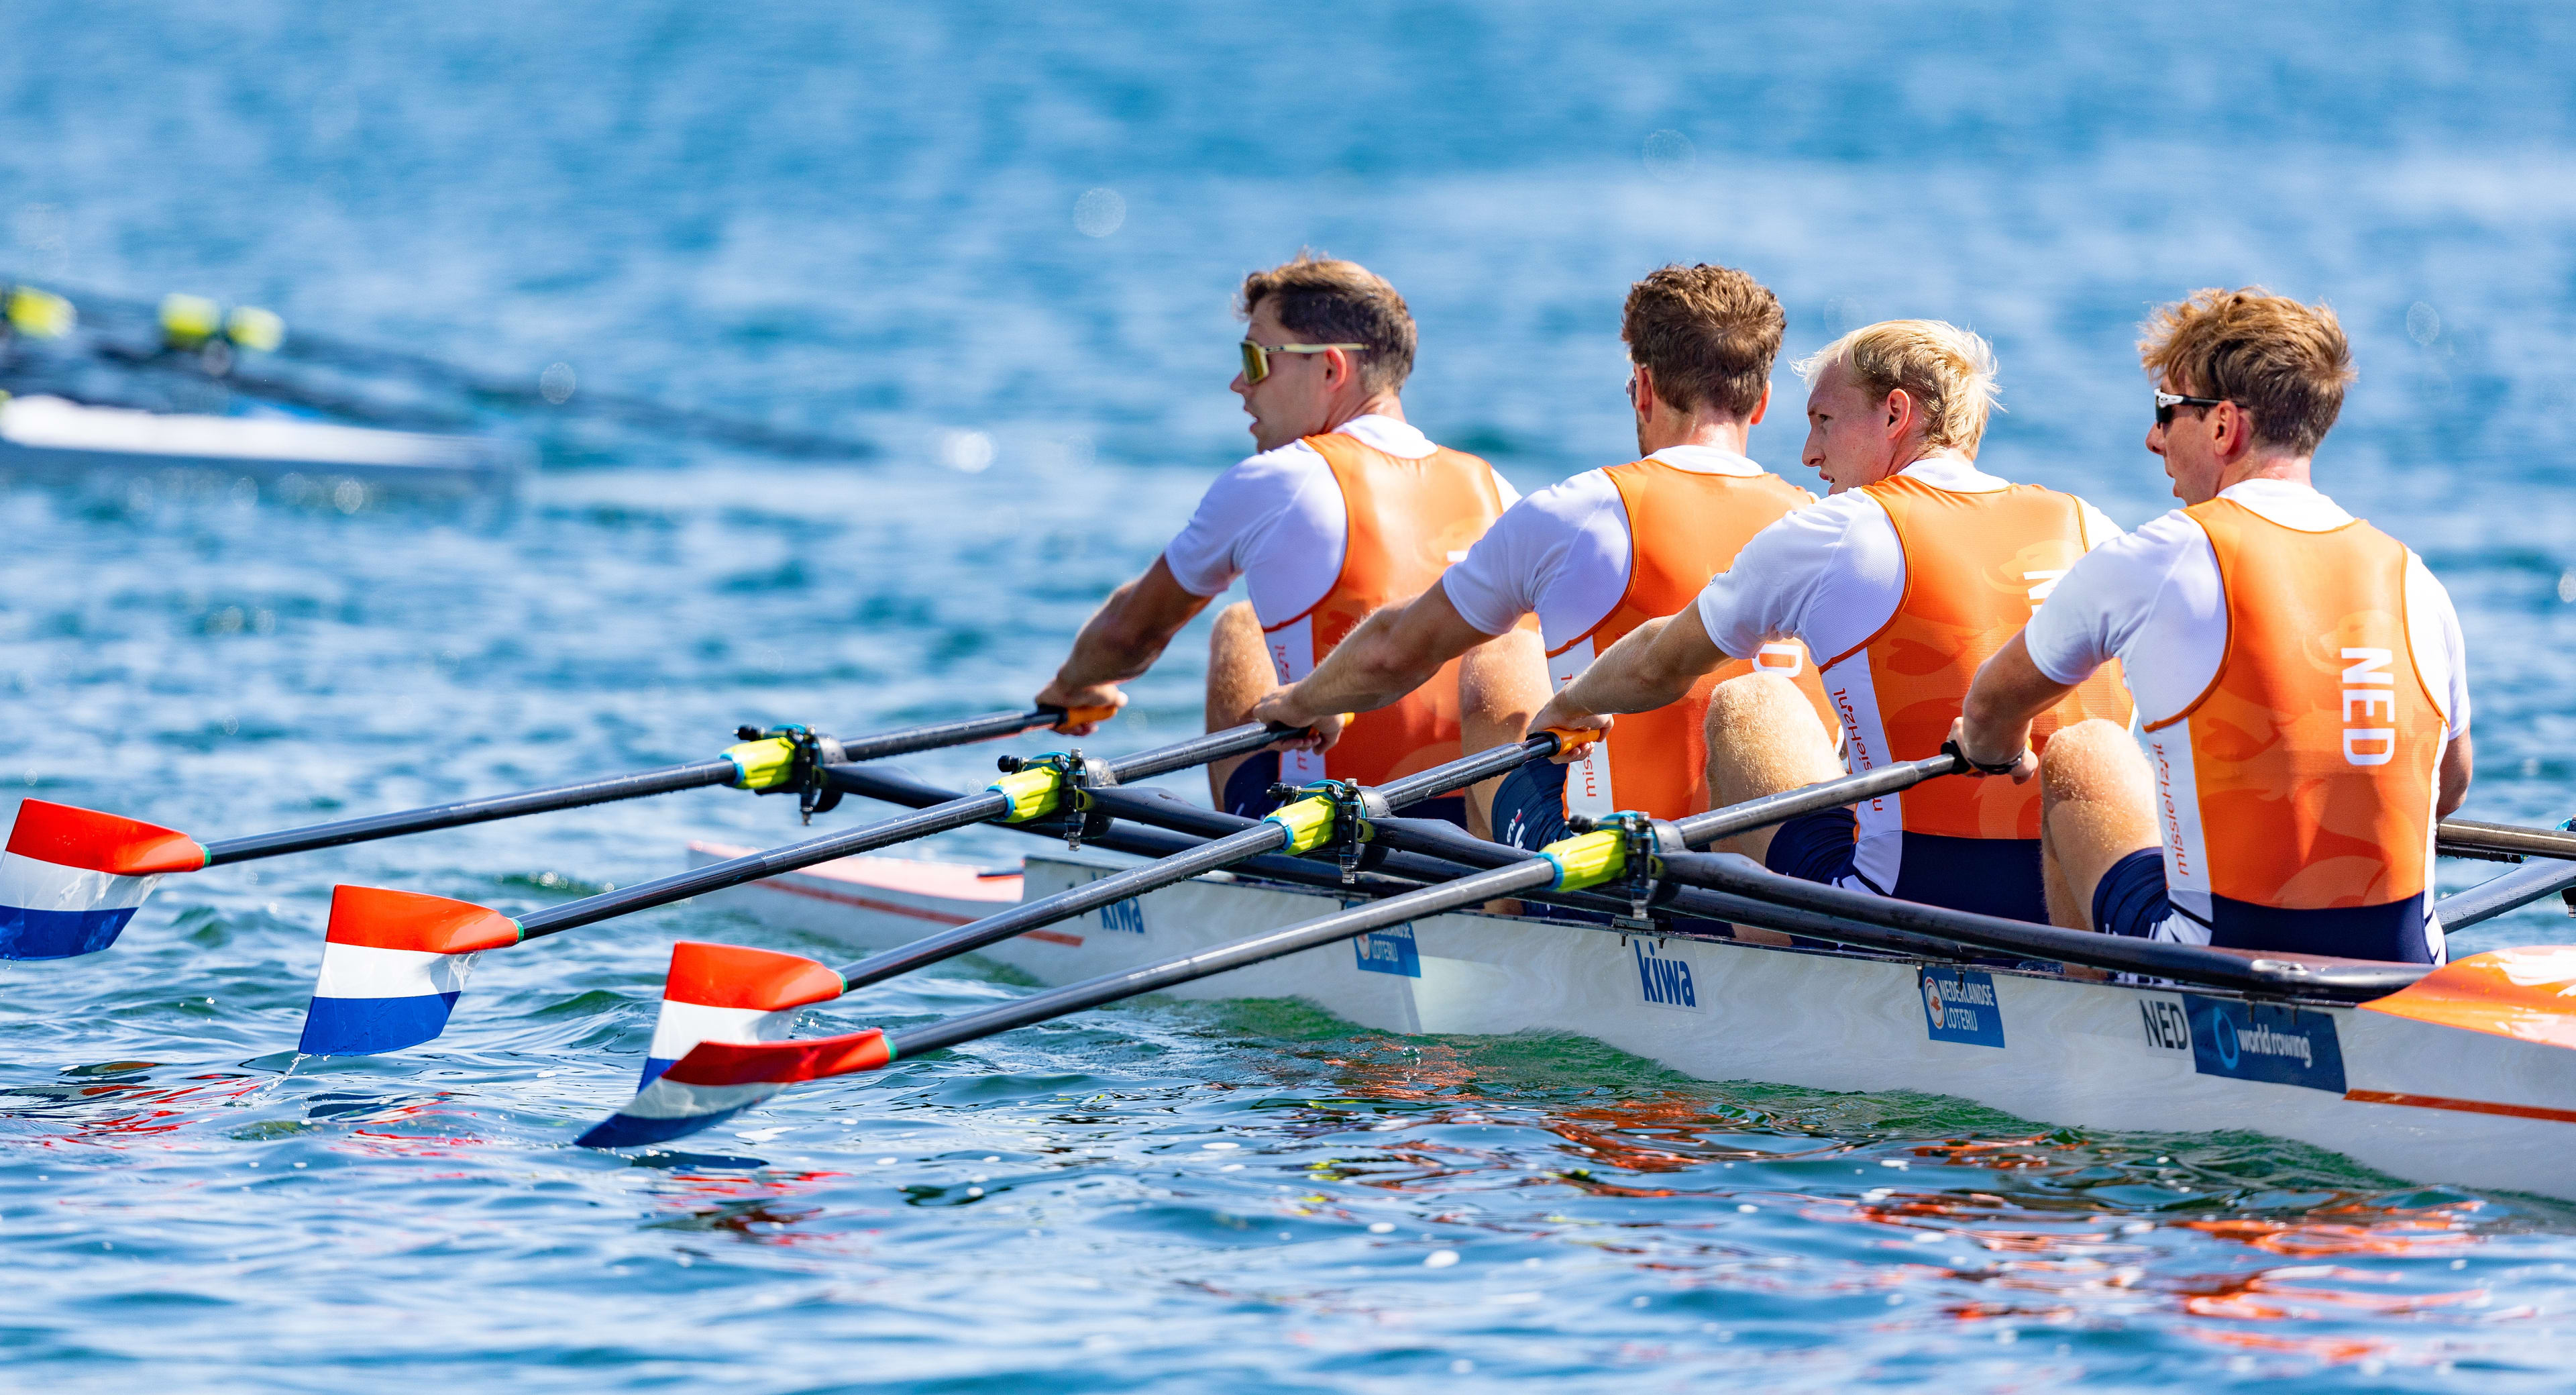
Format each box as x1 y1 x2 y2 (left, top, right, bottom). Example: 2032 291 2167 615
1034 556 1218 734
2439 729 2473 819
1954 633 2076 777
1526 605 1729 758
1252 586 1497 733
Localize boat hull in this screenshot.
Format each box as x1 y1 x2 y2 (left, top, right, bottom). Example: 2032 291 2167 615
688 842 2576 1201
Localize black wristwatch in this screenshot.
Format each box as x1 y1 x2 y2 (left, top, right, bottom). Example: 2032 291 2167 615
1940 739 2025 776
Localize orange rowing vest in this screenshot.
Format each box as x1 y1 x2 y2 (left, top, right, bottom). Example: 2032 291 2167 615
2144 500 2443 920
1831 473 2133 841
1549 458 1835 821
1269 432 1508 787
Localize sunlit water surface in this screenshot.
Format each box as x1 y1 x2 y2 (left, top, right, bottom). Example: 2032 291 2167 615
6 3 2576 1390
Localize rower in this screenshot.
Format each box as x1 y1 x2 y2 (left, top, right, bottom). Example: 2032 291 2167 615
1032 252 1522 825
1953 289 2471 963
1530 319 2132 925
1250 263 1835 845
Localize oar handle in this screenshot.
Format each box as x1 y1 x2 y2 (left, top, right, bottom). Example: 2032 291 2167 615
201 759 742 865
1671 750 1966 848
1372 733 1560 807
1104 722 1303 784
886 857 1554 1060
832 707 1065 762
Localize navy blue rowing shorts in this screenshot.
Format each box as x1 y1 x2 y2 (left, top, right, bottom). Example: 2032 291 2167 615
1763 807 2051 925
2090 847 2171 939
2088 846 2439 963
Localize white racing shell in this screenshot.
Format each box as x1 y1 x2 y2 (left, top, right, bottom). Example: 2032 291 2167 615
686 841 2576 1202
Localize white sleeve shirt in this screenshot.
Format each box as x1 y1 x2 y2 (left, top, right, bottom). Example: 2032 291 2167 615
1693 454 2125 665
1161 414 1521 626
1439 444 1772 650
2022 478 2470 737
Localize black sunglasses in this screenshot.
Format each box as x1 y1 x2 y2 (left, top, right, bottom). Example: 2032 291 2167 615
2153 389 2225 426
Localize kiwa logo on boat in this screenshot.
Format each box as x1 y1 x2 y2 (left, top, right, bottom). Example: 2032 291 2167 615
1920 967 2006 1047
1631 940 1696 1011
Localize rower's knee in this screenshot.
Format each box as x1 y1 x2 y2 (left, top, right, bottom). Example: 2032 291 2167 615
2038 719 2151 810
1705 673 1843 857
2036 719 2159 929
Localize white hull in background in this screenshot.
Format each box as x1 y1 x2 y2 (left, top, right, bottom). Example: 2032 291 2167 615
687 841 2576 1202
0 394 527 486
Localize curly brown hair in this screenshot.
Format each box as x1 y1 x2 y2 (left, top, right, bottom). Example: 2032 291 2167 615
2138 288 2354 456
1238 252 1415 395
1620 264 1784 419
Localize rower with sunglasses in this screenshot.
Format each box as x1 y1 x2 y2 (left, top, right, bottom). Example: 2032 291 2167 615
1953 288 2472 963
1530 319 2132 927
1249 263 1837 847
1035 252 1523 825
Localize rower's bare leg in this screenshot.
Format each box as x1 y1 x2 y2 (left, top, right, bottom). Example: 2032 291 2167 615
1203 601 1277 805
1456 623 1549 840
1703 672 1843 865
2035 719 2159 930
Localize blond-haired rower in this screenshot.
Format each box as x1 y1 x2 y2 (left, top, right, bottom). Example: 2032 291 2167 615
1954 289 2471 962
1532 319 2132 924
1035 252 1524 826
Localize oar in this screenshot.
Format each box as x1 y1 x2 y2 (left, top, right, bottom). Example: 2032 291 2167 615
0 706 1096 962
2438 819 2576 864
577 750 1970 1145
627 730 1600 1086
294 721 1301 1057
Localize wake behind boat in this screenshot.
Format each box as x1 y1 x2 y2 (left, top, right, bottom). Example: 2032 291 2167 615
681 835 2576 1204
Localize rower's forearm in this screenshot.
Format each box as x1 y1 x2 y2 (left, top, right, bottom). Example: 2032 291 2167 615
1285 613 1447 721
1052 584 1175 689
1561 649 1696 717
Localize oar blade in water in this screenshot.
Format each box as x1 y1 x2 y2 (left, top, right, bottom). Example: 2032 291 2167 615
640 941 844 1088
580 1027 893 1148
0 799 205 959
299 886 521 1055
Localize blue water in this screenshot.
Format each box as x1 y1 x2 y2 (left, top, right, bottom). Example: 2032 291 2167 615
7 3 2576 1388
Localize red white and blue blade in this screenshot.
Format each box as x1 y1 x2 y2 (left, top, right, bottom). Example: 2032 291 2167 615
580 1028 893 1149
0 800 205 960
299 886 523 1056
641 940 846 1088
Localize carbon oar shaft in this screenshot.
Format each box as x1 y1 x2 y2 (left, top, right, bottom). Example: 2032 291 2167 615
203 760 741 864
515 722 1293 940
826 733 1566 991
2438 819 2576 864
888 858 1550 1060
200 706 1069 865
1670 752 1966 845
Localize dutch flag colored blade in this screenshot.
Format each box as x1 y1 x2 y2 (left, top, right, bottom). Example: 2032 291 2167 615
641 941 847 1088
300 886 523 1055
580 1028 894 1149
1 799 207 960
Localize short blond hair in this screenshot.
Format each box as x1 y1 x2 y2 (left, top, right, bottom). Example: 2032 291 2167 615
1794 319 2000 454
2138 288 2353 456
1238 251 1415 395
